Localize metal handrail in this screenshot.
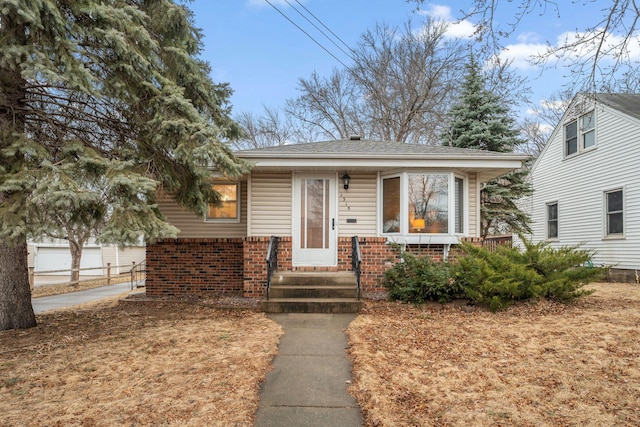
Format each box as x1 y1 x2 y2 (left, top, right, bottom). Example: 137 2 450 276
265 236 279 300
351 236 362 300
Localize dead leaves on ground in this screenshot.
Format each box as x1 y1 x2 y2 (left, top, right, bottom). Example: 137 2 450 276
347 282 640 426
0 300 283 426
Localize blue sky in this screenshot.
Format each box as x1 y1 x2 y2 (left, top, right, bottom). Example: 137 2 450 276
188 0 638 121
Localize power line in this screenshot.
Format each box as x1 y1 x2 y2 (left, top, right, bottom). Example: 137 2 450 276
284 0 354 62
263 0 351 68
293 0 354 56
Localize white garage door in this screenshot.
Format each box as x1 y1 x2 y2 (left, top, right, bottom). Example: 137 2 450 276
35 247 103 275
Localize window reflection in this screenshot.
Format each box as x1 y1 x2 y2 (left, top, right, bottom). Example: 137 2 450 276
408 174 448 234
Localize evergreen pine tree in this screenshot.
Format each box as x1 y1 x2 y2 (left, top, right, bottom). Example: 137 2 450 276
441 56 532 237
0 1 249 330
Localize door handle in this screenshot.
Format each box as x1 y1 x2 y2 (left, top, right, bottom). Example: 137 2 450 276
332 218 335 230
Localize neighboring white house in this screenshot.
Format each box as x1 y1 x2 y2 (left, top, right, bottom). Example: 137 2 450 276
28 238 145 276
525 93 640 281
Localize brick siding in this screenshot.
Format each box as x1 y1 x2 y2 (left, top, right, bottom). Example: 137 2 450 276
146 236 488 298
146 238 244 297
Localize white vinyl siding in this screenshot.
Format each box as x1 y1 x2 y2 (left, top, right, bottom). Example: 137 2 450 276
157 183 248 238
339 173 377 236
530 98 640 269
249 173 292 236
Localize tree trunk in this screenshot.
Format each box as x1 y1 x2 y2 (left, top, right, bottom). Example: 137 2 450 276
69 240 83 284
0 14 37 330
0 238 37 330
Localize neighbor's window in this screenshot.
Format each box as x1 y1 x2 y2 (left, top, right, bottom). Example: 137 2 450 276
565 120 578 156
581 111 595 149
207 183 239 221
409 174 448 234
547 202 558 239
605 189 623 236
565 110 596 157
382 177 400 233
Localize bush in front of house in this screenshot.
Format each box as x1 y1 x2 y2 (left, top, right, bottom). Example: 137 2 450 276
383 240 605 311
383 250 465 304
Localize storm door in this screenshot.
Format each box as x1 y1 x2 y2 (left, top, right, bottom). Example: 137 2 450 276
292 174 337 266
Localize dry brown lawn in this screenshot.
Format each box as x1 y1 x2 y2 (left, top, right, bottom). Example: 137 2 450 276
0 298 282 426
348 282 640 426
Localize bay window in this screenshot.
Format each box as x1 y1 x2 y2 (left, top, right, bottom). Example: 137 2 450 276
382 177 400 233
381 172 465 238
409 174 448 234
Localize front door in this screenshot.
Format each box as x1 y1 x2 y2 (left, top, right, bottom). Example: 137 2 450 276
292 174 337 266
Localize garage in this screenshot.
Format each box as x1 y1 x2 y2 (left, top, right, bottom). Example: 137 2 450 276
34 247 103 275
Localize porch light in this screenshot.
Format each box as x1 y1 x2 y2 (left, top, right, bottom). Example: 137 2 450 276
342 172 351 190
412 218 425 231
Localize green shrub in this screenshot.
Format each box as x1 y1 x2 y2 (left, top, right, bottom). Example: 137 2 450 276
383 239 605 311
456 240 604 310
383 250 463 304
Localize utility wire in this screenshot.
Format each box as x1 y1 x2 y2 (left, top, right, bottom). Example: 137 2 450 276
293 0 355 56
263 0 350 68
284 0 354 62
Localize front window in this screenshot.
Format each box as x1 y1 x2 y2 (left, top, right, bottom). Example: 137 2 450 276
408 174 448 234
455 177 464 234
606 189 623 236
382 172 463 237
547 202 558 239
382 177 401 233
206 183 239 221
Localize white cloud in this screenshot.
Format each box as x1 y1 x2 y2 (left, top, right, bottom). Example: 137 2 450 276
498 28 640 71
555 30 640 61
419 4 476 39
498 42 548 70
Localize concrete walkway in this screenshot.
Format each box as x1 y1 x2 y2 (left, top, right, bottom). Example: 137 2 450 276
32 282 136 314
255 313 363 427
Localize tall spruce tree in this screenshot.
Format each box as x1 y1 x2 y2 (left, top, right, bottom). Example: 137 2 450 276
0 1 248 330
441 55 532 237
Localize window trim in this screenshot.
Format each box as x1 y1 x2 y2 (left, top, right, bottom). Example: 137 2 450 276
546 201 558 240
604 187 624 238
564 110 596 158
205 182 241 223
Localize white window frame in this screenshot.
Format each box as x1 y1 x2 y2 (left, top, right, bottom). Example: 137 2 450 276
546 201 558 240
454 175 466 235
379 171 467 243
205 182 241 223
604 187 624 238
564 110 596 158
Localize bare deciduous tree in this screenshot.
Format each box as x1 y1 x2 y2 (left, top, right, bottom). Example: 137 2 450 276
239 17 529 147
284 69 368 141
518 89 573 158
234 107 315 149
410 0 640 92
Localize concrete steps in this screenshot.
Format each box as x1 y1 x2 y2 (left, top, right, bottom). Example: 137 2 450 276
262 272 363 313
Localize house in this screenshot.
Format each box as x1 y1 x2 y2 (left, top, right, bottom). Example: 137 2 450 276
147 138 526 302
525 93 640 282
